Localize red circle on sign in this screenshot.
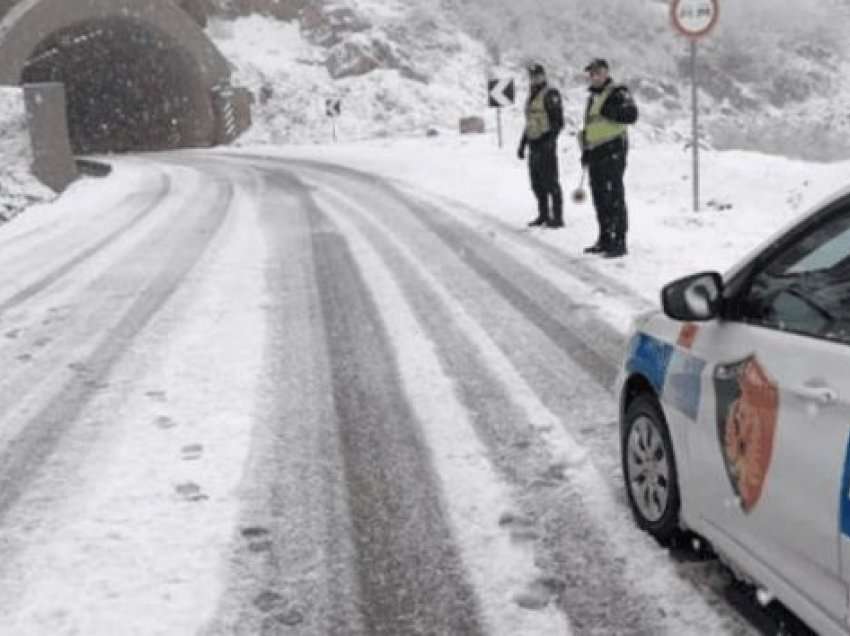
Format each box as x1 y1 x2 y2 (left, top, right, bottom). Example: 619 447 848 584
671 0 719 39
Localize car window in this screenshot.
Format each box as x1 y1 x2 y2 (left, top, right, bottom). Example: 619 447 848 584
737 204 850 344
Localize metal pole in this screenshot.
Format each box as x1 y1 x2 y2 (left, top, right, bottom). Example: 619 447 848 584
497 106 503 148
691 39 700 212
332 117 337 144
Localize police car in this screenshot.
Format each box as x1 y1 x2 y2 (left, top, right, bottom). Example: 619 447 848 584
618 187 850 635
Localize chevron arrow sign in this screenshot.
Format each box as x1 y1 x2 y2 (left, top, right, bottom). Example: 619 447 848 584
488 78 515 108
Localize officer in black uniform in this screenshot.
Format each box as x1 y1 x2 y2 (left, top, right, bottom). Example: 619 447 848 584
580 59 638 257
517 63 565 228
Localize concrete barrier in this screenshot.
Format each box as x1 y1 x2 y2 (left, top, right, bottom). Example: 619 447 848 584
459 116 486 135
23 82 77 192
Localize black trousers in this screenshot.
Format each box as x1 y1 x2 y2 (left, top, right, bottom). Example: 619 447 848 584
528 141 563 223
589 150 628 246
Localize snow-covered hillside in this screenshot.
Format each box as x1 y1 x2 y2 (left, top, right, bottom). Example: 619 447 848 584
210 0 850 160
209 4 490 145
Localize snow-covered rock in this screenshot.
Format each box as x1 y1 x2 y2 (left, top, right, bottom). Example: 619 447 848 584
0 87 55 223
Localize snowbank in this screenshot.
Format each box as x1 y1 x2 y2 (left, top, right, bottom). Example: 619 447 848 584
0 87 54 223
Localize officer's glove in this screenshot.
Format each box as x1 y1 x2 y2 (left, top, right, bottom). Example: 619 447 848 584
517 145 526 160
581 150 590 167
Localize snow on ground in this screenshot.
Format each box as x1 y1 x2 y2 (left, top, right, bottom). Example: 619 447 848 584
207 11 850 331
229 128 850 331
0 161 269 634
0 87 54 222
318 190 571 635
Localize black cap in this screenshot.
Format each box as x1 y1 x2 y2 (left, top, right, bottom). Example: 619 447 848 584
527 63 546 76
584 58 609 72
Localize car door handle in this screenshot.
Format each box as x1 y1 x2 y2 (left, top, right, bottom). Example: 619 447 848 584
792 383 839 405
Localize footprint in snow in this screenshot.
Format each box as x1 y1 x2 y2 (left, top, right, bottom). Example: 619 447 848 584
254 590 285 612
155 416 177 430
175 481 208 502
33 337 51 348
499 512 540 543
514 576 567 611
83 380 110 390
254 591 305 627
542 462 569 481
41 310 68 326
181 444 203 461
528 477 559 491
145 390 167 403
263 610 304 628
511 437 531 450
16 353 32 362
4 329 20 339
241 526 272 553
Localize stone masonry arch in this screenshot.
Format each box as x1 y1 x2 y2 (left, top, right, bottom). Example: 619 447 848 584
0 0 249 153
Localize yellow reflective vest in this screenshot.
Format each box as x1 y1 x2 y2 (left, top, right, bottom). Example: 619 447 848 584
583 85 628 149
525 86 555 141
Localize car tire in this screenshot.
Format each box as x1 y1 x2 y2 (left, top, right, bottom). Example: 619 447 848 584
622 393 681 544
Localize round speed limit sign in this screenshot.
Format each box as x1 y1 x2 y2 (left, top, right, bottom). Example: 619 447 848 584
671 0 719 39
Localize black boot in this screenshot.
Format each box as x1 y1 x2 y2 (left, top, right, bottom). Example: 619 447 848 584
530 191 550 227
546 188 564 228
583 240 605 253
546 208 564 228
603 237 627 258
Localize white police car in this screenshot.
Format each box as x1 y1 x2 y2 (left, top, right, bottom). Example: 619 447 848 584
618 187 850 635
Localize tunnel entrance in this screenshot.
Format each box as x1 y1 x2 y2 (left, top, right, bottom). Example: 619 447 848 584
21 18 215 154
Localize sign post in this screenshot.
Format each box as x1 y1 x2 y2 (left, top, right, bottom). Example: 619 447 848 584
325 98 341 143
488 77 515 148
671 0 719 212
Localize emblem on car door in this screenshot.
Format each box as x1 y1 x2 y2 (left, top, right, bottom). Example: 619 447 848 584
714 355 779 512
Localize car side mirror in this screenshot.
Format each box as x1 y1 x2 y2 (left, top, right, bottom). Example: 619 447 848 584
662 272 723 321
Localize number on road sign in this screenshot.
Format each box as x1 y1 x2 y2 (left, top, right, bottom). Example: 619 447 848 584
488 78 515 108
671 0 719 39
326 98 341 118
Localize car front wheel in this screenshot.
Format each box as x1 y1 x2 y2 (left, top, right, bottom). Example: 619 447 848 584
622 394 681 543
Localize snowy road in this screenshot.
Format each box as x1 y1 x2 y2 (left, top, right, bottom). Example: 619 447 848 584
0 153 764 634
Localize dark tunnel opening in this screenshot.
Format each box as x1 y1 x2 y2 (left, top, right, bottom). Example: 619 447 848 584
21 18 214 154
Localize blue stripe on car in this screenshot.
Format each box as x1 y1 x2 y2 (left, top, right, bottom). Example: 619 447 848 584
625 333 674 394
839 433 850 537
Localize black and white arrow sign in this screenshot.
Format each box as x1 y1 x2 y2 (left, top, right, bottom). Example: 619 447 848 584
488 78 515 108
325 98 341 118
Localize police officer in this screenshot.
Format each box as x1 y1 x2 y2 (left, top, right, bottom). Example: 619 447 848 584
580 59 638 257
517 63 565 228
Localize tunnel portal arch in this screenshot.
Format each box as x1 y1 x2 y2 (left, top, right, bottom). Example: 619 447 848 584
0 0 244 154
